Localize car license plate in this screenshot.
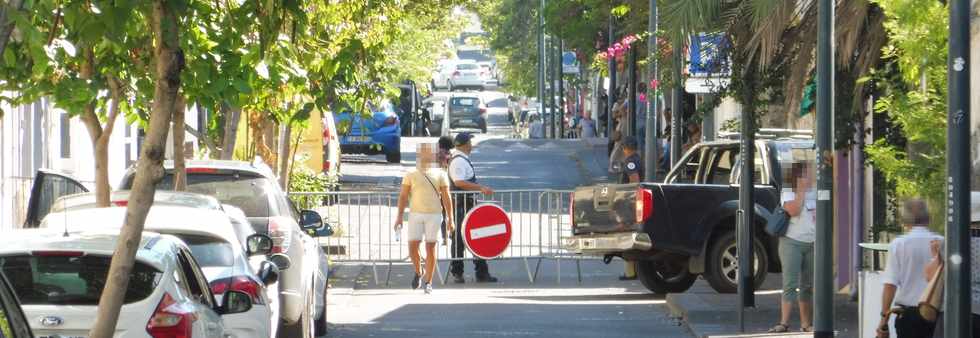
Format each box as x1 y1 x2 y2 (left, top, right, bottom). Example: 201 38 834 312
581 238 596 249
460 119 474 124
344 136 371 143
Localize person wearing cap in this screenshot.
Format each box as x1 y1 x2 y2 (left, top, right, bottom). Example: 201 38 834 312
620 136 642 184
875 199 943 338
448 132 498 283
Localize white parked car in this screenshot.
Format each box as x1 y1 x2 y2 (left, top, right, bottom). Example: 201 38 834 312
42 206 284 338
431 59 459 89
0 229 253 338
448 61 486 91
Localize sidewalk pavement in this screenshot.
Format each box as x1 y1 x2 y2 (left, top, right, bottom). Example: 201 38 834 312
666 275 859 338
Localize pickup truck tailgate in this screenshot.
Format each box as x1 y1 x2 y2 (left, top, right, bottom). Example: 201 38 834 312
571 183 639 234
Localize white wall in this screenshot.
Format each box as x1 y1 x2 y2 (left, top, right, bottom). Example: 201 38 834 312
1 96 201 229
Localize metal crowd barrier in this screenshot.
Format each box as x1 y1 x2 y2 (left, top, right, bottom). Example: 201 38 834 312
288 189 595 285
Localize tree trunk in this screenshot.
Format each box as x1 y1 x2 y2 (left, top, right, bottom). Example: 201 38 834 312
88 1 182 338
172 94 187 191
277 123 291 188
220 104 242 160
0 0 25 58
79 76 122 208
185 123 219 156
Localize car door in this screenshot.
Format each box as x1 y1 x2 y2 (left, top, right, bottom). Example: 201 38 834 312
0 273 33 338
176 249 225 338
24 169 89 228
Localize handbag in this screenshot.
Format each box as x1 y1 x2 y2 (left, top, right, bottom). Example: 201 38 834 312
919 260 945 322
764 207 790 237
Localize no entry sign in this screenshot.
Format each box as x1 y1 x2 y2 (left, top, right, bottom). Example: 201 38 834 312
462 204 512 259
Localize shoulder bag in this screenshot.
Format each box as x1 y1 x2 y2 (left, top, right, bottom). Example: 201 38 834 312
919 259 945 322
764 207 790 237
420 171 451 241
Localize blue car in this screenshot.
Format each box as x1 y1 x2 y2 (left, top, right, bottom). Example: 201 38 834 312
335 102 402 163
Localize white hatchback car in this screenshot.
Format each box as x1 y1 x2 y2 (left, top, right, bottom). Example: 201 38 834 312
0 229 253 338
42 206 283 338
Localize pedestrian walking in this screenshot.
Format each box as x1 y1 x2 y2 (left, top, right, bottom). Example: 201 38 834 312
874 199 942 338
528 114 545 139
769 163 817 333
393 144 454 294
579 115 597 138
448 132 498 283
925 233 980 337
437 135 455 241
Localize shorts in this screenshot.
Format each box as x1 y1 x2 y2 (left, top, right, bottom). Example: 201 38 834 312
407 212 443 243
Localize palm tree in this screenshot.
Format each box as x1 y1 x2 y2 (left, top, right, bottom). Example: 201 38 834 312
660 0 886 130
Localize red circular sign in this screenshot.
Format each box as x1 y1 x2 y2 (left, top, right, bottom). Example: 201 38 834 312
462 204 512 259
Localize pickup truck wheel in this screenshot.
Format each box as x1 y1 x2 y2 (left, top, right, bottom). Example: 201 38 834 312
705 231 768 294
636 259 697 294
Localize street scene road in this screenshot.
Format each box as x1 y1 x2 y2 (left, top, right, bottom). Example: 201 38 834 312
0 1 977 338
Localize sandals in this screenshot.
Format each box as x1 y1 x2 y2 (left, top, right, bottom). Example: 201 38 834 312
767 323 790 333
801 326 813 332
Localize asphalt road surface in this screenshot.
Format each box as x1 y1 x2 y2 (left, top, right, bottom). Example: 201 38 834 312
327 89 691 338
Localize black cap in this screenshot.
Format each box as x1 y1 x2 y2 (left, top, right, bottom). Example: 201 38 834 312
454 132 473 146
622 136 638 149
438 136 455 151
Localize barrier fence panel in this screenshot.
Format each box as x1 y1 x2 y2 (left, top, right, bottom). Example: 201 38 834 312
289 189 590 285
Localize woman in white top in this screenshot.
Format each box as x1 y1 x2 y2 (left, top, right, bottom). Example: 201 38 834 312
770 163 816 333
393 144 454 294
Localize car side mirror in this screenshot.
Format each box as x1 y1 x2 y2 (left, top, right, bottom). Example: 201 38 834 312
299 210 323 231
258 261 280 285
311 223 334 237
245 234 273 256
268 253 292 270
218 290 252 315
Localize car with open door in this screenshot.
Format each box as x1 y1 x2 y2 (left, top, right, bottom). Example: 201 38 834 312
0 229 253 338
41 206 285 338
118 160 331 338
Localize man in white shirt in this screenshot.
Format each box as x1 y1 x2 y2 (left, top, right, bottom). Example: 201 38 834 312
877 199 943 338
447 133 497 283
528 114 545 139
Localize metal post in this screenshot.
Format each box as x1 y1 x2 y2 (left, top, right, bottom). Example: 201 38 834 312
945 0 972 336
607 14 617 144
558 40 565 138
814 0 835 336
737 98 756 333
538 0 545 131
627 47 638 138
702 94 715 141
669 43 682 167
548 37 557 139
644 0 659 181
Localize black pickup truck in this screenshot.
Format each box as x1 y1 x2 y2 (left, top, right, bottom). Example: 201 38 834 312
567 137 815 294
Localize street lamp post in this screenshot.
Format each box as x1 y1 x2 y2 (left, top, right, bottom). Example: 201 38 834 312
644 0 658 181
814 0 835 336
558 39 565 139
608 13 617 144
538 0 545 133
945 0 972 336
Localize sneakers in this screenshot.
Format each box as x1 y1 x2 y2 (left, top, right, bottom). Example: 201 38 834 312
423 282 433 294
452 274 466 284
411 274 421 290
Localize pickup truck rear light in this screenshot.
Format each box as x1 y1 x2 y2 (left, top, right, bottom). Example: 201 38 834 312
569 192 575 227
269 216 294 254
146 293 194 338
636 187 653 223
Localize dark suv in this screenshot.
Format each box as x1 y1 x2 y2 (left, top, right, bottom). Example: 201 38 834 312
448 95 487 133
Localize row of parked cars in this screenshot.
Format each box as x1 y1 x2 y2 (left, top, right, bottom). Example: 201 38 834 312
1 160 332 338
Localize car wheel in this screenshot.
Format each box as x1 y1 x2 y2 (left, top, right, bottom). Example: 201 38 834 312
385 146 401 163
636 258 697 294
314 280 328 336
704 230 768 294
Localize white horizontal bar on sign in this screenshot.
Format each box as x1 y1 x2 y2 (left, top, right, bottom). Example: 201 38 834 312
470 224 508 240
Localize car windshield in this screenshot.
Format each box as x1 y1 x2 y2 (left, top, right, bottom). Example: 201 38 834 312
0 255 161 305
175 234 235 268
156 174 277 218
456 63 478 70
457 50 491 62
451 98 479 106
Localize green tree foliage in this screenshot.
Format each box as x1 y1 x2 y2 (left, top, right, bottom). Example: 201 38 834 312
865 0 949 229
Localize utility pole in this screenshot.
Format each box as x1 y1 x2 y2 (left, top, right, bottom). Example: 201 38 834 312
669 42 682 167
558 39 565 138
538 0 545 133
814 0 835 337
547 37 556 139
945 0 972 336
552 39 560 138
644 0 658 181
607 13 617 144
